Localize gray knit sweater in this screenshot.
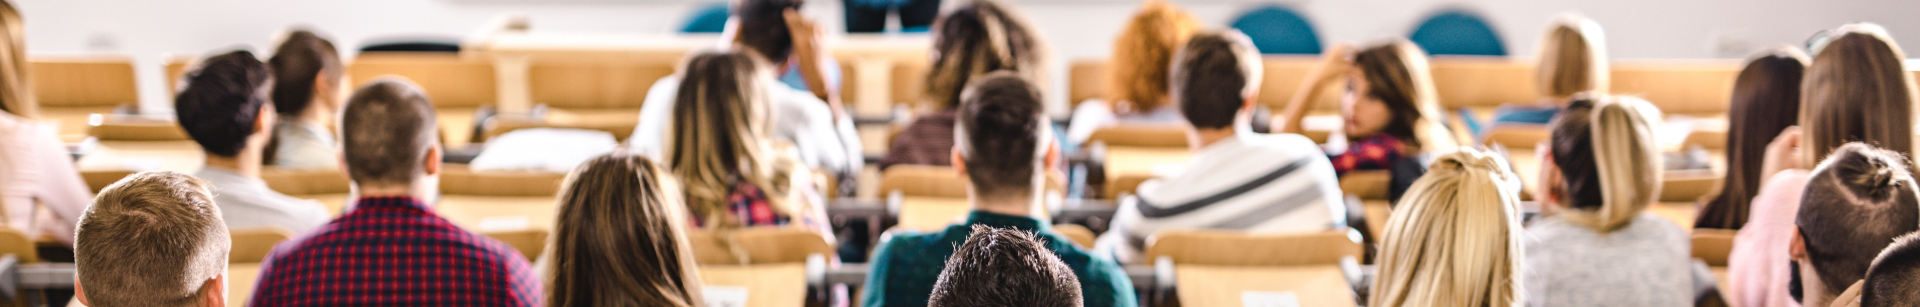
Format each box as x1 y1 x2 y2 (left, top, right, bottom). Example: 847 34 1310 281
1524 213 1692 307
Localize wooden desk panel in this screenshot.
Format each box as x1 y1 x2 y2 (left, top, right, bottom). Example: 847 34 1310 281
700 264 808 307
1175 265 1354 307
227 263 263 305
29 55 139 109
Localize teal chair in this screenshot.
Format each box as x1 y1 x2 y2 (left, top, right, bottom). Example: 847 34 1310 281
1409 9 1506 56
681 2 731 33
1229 5 1322 55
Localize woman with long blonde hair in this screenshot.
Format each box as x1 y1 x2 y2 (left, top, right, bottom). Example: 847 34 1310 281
1727 23 1918 307
1064 0 1198 145
1480 13 1609 128
666 49 830 235
0 0 90 248
1371 148 1525 307
1525 94 1689 306
546 152 705 307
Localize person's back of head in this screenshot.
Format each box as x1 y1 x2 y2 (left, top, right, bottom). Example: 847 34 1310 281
926 0 1046 110
1801 23 1916 165
175 50 274 158
1795 142 1920 304
1862 232 1920 306
1546 94 1663 232
733 0 802 64
549 151 704 307
75 171 230 307
1536 13 1608 99
1106 0 1198 113
928 225 1083 307
267 29 341 119
0 0 31 118
1372 148 1525 306
339 77 439 191
667 49 801 228
955 71 1048 201
1170 30 1262 131
1700 46 1808 229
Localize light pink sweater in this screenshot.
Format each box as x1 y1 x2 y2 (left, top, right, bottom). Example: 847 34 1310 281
0 113 91 246
1726 169 1810 307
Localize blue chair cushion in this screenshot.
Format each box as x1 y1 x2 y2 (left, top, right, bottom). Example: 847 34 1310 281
1230 5 1323 55
1409 10 1507 56
681 2 731 33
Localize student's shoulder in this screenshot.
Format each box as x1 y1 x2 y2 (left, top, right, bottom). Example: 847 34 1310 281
1239 133 1325 155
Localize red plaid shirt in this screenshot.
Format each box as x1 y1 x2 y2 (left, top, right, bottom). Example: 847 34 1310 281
1330 134 1406 176
248 197 541 307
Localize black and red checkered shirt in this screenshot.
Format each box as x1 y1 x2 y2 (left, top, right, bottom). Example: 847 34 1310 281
247 196 541 307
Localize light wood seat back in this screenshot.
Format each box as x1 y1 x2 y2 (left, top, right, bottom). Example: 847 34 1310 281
1610 60 1741 116
260 167 352 195
349 52 499 108
228 227 294 263
879 165 968 199
1146 230 1360 266
30 54 138 109
80 170 137 193
1338 170 1393 201
1429 56 1537 110
483 228 551 261
685 227 834 265
0 228 37 263
88 119 190 141
1087 124 1187 148
163 53 196 97
700 264 809 307
1069 59 1110 107
1174 265 1355 307
528 63 673 110
1255 56 1341 113
1692 228 1736 266
439 164 565 197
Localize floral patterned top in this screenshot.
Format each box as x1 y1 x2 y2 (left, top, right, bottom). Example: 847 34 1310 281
1330 134 1407 176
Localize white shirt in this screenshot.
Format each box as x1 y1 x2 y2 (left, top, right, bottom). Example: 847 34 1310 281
1066 99 1185 146
194 167 331 234
271 122 339 170
1094 132 1346 263
0 113 90 245
628 76 862 176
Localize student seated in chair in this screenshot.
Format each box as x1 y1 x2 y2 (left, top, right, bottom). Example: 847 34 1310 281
264 29 345 170
1478 13 1609 129
75 171 231 307
929 225 1084 307
1370 149 1525 306
546 151 705 307
862 72 1134 307
1524 94 1689 306
0 0 89 248
665 50 832 238
1063 0 1199 145
1786 143 1920 307
878 0 1047 170
174 50 330 234
1093 30 1344 264
1273 38 1457 176
248 78 541 306
632 0 860 194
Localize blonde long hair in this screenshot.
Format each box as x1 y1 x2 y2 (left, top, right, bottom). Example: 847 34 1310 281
1535 13 1608 100
1105 0 1198 113
1371 148 1526 307
666 50 802 229
1549 95 1663 232
547 152 705 307
0 0 32 118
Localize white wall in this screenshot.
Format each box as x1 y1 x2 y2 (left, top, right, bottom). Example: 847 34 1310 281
16 0 1920 109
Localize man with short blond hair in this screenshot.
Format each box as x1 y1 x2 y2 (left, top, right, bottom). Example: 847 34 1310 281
75 171 231 307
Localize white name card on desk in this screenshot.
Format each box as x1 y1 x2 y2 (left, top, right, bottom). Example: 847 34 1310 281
1242 291 1300 307
703 286 749 307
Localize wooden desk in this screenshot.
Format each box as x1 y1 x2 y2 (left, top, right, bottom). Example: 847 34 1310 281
1175 265 1354 307
76 140 204 173
1103 147 1192 198
227 263 263 305
433 195 559 232
700 264 808 307
895 196 970 231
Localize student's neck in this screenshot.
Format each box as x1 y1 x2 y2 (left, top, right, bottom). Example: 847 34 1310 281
1188 127 1238 151
294 104 331 129
971 193 1040 218
204 150 263 179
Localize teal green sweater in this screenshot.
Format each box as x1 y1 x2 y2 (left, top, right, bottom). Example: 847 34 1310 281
860 211 1137 307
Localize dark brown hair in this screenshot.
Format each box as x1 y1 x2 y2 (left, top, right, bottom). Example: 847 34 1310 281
76 171 229 307
928 225 1083 307
339 77 437 187
1862 232 1920 307
735 0 802 63
924 0 1046 110
956 71 1047 198
1800 24 1917 166
1350 40 1431 149
1798 142 1920 297
1170 30 1261 130
1695 46 1808 230
267 29 341 118
1549 95 1663 232
174 50 273 158
547 151 705 307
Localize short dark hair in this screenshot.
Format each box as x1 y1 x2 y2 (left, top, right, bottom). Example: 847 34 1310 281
954 71 1046 198
339 78 438 186
1799 142 1920 296
267 29 341 117
1171 30 1261 129
175 50 273 157
735 0 801 63
1863 232 1920 306
76 171 229 307
928 225 1083 307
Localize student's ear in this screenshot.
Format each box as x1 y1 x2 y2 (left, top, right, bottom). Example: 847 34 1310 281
951 149 967 178
74 277 89 306
424 144 443 176
1791 227 1810 262
1044 140 1061 171
200 273 227 307
312 72 335 105
1240 95 1259 112
254 103 276 136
